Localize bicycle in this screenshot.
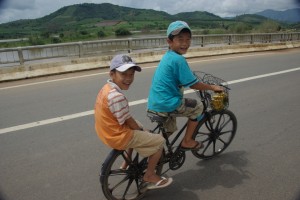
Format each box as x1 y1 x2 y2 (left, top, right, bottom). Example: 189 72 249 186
99 71 238 200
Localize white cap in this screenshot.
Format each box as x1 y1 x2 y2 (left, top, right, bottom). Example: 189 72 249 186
110 54 141 72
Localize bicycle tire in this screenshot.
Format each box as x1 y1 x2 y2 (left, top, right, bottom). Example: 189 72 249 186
192 109 237 159
100 150 164 200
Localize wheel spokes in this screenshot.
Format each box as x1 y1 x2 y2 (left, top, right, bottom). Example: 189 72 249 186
109 173 130 192
218 116 232 132
192 110 237 159
219 130 233 136
122 178 134 199
201 140 212 155
217 137 227 146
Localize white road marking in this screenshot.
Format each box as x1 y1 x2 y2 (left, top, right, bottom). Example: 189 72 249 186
0 111 93 135
0 67 299 135
227 68 300 84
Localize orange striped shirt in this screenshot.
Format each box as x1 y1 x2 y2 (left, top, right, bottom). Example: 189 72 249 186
94 81 133 150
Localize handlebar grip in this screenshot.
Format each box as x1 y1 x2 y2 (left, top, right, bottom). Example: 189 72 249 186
220 84 230 90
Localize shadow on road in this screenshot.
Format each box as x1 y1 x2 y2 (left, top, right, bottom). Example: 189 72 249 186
143 150 250 200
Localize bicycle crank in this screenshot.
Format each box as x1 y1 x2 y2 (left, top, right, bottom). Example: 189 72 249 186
169 149 186 170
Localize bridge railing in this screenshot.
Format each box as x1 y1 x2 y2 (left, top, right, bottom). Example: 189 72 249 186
0 32 299 65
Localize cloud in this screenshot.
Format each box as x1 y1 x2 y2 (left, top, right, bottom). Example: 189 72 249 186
122 0 299 17
135 0 299 17
0 0 299 24
0 0 36 10
0 0 37 23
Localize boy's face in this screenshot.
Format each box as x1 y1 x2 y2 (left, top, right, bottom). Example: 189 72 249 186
110 67 136 90
167 31 191 55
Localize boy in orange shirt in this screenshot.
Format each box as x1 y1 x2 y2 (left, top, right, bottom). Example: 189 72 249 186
94 54 173 189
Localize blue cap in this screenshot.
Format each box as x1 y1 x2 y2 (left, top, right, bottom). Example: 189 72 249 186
167 21 191 37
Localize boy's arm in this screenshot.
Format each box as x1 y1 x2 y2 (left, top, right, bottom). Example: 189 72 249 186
190 82 223 92
125 117 143 130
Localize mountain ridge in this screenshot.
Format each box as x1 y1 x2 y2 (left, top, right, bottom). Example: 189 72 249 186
255 8 300 23
0 3 298 42
2 3 299 25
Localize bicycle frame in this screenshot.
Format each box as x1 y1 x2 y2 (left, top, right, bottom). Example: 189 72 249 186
151 122 186 149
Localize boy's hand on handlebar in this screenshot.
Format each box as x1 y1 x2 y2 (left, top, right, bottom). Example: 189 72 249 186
210 85 224 92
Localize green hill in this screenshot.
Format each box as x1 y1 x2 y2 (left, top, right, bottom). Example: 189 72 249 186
0 3 173 39
0 2 295 46
174 11 222 20
0 3 226 37
234 14 269 24
39 3 171 23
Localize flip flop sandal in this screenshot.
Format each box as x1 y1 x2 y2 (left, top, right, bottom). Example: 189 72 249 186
180 141 204 151
146 177 173 190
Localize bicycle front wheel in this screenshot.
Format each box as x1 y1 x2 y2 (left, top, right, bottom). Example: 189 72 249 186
192 109 237 159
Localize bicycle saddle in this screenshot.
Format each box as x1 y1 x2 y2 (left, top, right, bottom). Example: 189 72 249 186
147 110 168 123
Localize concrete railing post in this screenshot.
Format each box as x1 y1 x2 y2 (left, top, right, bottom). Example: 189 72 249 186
17 47 24 65
78 42 83 57
128 38 132 53
228 35 232 45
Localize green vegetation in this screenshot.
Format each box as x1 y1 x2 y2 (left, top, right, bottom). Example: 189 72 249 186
115 28 132 36
0 3 299 48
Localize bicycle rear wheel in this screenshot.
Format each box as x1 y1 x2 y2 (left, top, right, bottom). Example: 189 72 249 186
100 150 164 200
192 109 237 159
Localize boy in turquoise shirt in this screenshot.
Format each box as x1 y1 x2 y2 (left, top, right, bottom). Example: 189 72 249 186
148 21 223 150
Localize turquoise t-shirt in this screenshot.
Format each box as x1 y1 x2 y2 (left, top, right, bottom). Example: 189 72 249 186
148 50 199 112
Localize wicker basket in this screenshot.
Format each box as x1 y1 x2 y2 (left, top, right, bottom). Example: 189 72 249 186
193 71 230 111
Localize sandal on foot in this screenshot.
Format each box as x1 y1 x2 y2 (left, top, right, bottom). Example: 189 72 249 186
146 177 173 190
180 141 204 151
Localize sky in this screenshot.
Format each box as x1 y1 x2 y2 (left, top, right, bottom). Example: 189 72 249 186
0 0 300 24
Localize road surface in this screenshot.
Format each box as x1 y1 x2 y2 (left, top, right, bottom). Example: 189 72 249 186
1 48 300 200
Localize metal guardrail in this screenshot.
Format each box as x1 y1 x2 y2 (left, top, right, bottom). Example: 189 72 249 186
0 33 299 65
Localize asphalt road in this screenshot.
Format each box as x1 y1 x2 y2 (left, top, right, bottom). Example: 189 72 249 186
1 48 300 200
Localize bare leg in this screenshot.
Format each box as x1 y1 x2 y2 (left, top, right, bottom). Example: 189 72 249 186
120 148 133 169
181 119 200 148
143 148 165 183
